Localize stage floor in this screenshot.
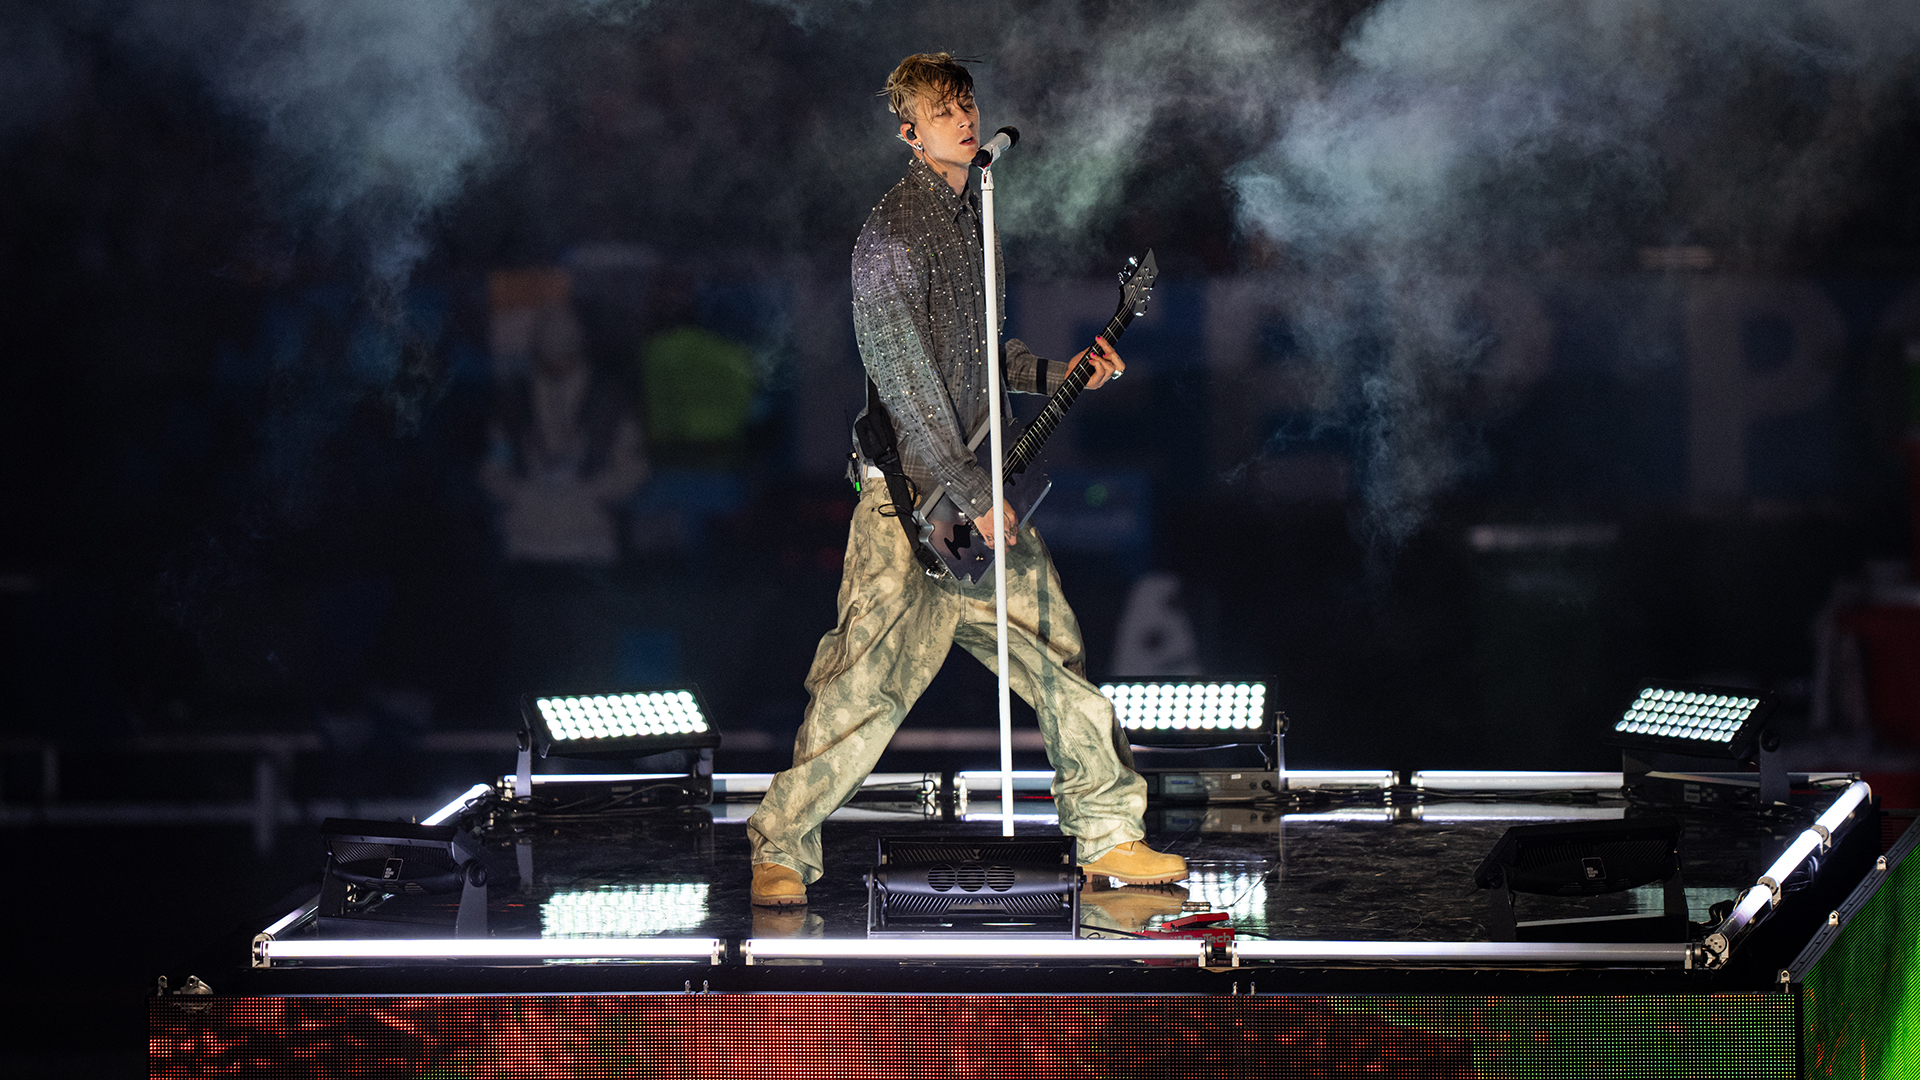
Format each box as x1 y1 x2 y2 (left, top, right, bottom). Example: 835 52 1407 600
230 769 1883 992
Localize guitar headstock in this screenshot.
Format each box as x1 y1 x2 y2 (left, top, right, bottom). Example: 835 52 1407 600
1117 249 1158 319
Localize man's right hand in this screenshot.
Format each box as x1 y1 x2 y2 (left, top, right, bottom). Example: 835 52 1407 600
972 499 1019 550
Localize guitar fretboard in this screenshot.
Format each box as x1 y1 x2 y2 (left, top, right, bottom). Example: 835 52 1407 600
1005 306 1135 474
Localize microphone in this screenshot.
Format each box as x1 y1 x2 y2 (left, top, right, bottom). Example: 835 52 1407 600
971 127 1019 168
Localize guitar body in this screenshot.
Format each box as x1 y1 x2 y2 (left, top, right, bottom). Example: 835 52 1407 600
909 250 1157 584
922 442 1053 585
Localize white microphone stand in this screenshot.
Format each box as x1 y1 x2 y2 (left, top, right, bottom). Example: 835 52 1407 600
978 160 1015 838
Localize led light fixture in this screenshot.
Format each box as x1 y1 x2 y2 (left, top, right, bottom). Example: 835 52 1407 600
523 688 719 759
1414 771 1623 793
516 686 721 801
422 783 496 826
1278 769 1397 791
1413 804 1627 823
254 936 724 967
1607 681 1783 805
742 936 1206 964
1098 681 1279 747
1609 684 1772 754
1228 939 1689 966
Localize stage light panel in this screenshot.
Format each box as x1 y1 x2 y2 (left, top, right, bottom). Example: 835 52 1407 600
1098 681 1277 746
1608 683 1774 758
521 687 721 762
542 883 710 938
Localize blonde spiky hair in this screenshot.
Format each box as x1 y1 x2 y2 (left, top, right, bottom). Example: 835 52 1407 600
882 52 975 126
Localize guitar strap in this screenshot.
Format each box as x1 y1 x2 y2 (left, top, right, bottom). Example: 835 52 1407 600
856 379 947 579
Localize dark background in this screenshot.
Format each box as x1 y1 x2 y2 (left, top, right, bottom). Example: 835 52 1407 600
3 1 1919 1074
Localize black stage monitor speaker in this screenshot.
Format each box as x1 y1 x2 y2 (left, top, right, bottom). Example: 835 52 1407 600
867 836 1080 937
1474 817 1686 943
317 818 490 938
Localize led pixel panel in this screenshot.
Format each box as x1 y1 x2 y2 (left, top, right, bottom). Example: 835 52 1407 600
539 691 710 742
523 687 721 760
152 991 1798 1079
1609 683 1775 759
1098 681 1269 739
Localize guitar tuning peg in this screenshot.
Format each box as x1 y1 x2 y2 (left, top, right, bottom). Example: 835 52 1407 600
1127 255 1139 267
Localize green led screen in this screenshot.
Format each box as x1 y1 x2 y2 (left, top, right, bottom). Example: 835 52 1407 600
1802 827 1920 1079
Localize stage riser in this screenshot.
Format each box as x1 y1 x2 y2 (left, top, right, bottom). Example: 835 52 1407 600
151 993 1798 1079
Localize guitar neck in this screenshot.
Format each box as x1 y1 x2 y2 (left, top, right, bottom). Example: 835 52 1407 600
1005 307 1134 474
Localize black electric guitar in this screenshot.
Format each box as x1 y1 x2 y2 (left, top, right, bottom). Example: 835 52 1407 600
914 250 1158 583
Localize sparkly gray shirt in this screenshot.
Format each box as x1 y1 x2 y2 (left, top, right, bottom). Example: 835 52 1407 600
850 157 1063 521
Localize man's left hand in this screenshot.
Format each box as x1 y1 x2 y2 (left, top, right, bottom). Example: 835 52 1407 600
1076 337 1126 389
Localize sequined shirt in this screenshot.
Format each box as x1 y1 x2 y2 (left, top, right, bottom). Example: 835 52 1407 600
850 157 1062 521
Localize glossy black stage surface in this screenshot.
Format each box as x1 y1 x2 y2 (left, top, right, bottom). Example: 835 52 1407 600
215 772 1883 996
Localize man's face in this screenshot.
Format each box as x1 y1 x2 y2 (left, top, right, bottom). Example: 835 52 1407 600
901 87 979 173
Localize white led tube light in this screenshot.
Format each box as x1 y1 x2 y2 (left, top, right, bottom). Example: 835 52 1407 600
1705 886 1775 963
958 770 1057 792
955 769 1398 792
1704 780 1872 965
257 937 724 965
262 900 319 939
256 784 494 940
1413 771 1623 792
1281 808 1396 823
712 772 938 796
1230 940 1689 965
1813 779 1871 836
1759 831 1826 902
422 783 495 826
506 772 695 785
741 937 1206 965
1282 770 1396 790
1412 804 1626 823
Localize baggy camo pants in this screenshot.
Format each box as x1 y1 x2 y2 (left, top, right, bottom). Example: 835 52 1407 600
747 483 1148 883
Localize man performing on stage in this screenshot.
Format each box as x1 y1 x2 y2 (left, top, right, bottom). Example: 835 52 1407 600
747 52 1187 907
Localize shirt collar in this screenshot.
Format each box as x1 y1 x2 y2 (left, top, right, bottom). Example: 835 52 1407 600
907 156 973 222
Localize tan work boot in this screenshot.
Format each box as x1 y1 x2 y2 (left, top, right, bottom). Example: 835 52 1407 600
1080 841 1188 885
750 862 808 908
